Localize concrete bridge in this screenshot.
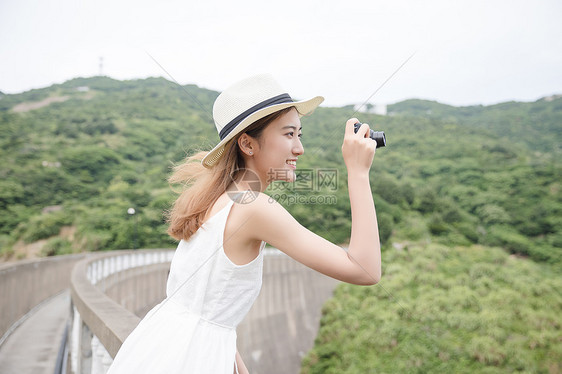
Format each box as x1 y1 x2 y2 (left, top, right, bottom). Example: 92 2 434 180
0 249 338 374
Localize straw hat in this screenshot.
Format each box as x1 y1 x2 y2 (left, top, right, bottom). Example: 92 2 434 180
201 74 324 168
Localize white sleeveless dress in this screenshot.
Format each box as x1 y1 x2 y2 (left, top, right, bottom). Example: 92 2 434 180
107 198 265 373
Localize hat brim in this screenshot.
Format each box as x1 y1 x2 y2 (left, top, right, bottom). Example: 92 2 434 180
201 95 324 168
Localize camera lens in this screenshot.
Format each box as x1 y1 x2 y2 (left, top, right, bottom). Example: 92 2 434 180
371 131 386 148
353 123 386 148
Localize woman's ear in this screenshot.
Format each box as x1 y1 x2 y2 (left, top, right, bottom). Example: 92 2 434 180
238 133 256 156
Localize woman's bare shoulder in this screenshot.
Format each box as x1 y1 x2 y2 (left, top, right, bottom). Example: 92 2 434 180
223 192 288 249
243 192 287 217
226 192 294 236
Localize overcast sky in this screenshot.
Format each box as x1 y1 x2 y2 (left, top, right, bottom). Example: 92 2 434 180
1 0 560 107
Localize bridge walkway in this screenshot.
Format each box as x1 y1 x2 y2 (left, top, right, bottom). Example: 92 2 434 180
0 291 69 374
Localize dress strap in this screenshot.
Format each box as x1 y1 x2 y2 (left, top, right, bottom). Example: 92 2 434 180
234 356 239 374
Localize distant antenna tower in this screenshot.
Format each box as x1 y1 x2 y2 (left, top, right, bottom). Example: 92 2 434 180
99 56 104 76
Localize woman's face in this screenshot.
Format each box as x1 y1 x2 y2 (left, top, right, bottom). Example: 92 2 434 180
252 107 304 186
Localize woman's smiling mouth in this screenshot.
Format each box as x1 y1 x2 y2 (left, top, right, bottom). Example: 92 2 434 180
286 159 297 169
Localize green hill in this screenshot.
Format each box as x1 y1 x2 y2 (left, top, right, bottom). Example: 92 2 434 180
0 77 560 263
388 97 562 153
1 76 560 371
0 76 219 255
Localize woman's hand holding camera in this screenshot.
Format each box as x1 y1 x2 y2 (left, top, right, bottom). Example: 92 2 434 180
342 118 377 176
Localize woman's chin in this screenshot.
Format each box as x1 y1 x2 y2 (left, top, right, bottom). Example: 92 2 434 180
285 169 297 183
268 166 297 183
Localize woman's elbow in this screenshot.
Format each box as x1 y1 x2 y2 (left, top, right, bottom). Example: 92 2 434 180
352 269 381 286
344 255 381 285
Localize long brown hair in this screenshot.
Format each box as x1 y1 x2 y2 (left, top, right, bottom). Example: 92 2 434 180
167 107 294 241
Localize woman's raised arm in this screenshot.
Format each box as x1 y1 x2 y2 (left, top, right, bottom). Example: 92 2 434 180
245 118 381 285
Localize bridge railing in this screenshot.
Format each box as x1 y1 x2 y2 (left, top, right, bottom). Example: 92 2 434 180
69 249 173 374
0 254 85 347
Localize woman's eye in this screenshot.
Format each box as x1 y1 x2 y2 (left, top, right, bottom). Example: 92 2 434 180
286 132 302 138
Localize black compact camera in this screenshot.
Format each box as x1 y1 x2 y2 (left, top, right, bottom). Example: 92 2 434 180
354 122 386 148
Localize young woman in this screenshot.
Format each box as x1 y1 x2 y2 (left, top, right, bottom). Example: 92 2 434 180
107 74 380 374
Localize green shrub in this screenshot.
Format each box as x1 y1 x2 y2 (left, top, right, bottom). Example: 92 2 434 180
0 204 36 235
377 213 393 244
18 211 72 243
475 204 511 225
484 225 532 256
396 214 429 241
373 196 403 223
372 176 402 205
0 180 25 208
428 214 449 236
526 244 562 264
468 336 506 365
441 199 465 224
0 235 14 257
414 188 438 213
61 146 121 183
440 231 472 246
79 231 113 251
42 237 72 256
455 222 480 243
400 182 415 206
548 232 562 248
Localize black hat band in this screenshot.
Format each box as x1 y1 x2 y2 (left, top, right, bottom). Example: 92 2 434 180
218 93 293 140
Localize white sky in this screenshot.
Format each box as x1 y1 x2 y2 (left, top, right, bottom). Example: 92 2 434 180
0 0 560 107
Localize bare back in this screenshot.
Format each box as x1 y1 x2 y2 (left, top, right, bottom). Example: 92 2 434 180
204 193 262 266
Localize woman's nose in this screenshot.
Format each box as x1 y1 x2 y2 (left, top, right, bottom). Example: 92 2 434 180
293 138 304 156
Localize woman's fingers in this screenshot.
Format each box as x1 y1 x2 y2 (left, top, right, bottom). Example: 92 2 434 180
345 118 359 136
345 119 371 138
342 118 377 173
357 122 370 138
